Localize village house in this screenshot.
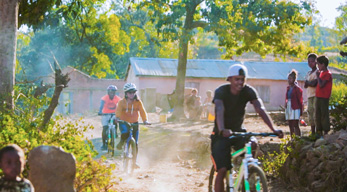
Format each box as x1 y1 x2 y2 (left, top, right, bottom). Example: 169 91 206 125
47 58 346 114
126 57 346 113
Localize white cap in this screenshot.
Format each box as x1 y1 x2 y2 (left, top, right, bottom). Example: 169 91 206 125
227 64 248 78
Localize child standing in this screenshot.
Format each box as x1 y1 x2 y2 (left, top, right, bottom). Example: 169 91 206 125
315 55 333 136
285 70 303 138
0 144 34 191
304 53 318 135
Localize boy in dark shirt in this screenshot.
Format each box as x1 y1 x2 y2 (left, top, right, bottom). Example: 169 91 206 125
211 64 283 192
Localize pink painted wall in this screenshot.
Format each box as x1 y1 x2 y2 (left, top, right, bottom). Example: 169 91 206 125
44 67 126 114
45 67 309 114
135 76 307 112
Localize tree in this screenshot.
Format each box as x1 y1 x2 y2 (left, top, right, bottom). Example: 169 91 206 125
0 0 66 109
335 2 347 35
0 0 20 109
1 0 127 109
0 0 69 109
17 3 131 80
129 0 313 120
336 2 347 57
112 4 200 77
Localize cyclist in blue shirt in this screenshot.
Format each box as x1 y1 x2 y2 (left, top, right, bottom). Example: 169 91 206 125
211 64 283 192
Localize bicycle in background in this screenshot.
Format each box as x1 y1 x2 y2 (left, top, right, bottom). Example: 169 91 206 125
209 132 280 192
101 114 117 156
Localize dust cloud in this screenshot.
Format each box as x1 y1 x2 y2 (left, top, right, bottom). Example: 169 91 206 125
79 114 212 191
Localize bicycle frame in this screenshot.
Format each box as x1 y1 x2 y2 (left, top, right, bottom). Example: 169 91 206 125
124 124 135 157
108 114 116 133
117 121 137 150
105 114 116 138
117 120 139 174
229 132 277 192
229 142 260 191
209 132 277 192
104 114 117 155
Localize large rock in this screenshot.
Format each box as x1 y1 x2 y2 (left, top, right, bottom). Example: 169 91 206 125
278 131 347 191
28 146 76 192
314 138 327 147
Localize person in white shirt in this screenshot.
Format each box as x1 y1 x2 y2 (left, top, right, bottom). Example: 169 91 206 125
304 53 318 136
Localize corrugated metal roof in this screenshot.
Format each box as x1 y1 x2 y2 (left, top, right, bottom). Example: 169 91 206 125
129 57 312 81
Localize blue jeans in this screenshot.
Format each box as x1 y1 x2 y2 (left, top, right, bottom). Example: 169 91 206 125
119 122 139 144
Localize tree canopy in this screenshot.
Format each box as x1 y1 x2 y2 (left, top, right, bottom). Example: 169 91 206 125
17 0 132 80
126 0 314 119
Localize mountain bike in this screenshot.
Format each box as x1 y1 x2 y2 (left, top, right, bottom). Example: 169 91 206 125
208 132 279 192
117 120 139 175
102 114 117 156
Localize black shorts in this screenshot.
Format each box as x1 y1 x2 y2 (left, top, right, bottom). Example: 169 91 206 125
211 135 247 171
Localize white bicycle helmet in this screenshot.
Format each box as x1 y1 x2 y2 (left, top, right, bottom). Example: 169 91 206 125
107 85 117 91
123 83 137 92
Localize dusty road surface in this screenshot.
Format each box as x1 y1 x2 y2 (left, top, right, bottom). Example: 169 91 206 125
81 113 309 192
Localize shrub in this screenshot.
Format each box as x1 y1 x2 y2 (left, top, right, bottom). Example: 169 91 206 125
261 135 347 191
259 137 290 178
329 80 347 131
0 85 116 191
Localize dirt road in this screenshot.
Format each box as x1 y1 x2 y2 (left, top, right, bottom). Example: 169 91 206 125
81 113 308 192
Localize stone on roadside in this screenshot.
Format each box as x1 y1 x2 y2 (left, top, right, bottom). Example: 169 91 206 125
28 145 76 192
314 138 327 147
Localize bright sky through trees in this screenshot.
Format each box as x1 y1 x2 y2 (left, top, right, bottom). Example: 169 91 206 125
314 0 345 28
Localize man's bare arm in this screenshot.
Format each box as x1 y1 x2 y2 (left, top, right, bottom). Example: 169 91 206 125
214 99 231 137
252 98 283 138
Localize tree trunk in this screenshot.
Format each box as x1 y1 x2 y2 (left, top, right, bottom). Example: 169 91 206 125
170 30 189 121
169 5 195 121
40 68 70 131
0 0 20 109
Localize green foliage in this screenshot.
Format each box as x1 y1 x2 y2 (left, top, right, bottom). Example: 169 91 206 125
215 0 313 59
260 136 311 178
329 80 347 131
335 2 347 35
17 0 131 80
298 25 340 52
0 85 116 192
259 137 290 177
18 0 61 29
121 0 314 119
329 61 347 70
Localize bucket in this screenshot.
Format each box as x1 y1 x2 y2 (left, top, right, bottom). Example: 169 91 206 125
207 113 215 121
159 114 167 123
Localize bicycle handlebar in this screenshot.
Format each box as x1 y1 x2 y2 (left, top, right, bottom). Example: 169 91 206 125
229 132 278 139
99 113 115 116
117 120 151 127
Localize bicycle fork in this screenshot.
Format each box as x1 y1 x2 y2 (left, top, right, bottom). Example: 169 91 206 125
230 142 258 192
125 128 134 158
243 142 262 192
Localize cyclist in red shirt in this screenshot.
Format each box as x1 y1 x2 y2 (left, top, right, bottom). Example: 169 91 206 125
98 85 121 150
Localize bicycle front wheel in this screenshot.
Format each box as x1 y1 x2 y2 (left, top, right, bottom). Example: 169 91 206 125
109 128 116 156
241 164 268 192
208 165 230 192
123 138 137 175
